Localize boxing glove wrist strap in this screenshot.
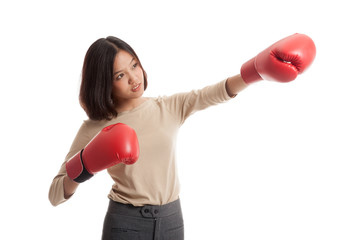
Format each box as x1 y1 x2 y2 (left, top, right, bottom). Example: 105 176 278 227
240 57 263 84
72 150 94 183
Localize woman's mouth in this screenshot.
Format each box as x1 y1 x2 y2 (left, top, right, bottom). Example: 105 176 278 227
131 83 141 92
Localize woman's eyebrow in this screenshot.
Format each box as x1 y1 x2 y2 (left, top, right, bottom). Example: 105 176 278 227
113 57 135 76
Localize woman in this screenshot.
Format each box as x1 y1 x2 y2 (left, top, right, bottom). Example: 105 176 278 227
49 34 315 239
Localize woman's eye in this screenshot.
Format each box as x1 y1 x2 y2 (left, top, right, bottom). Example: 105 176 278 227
132 63 138 69
116 73 124 80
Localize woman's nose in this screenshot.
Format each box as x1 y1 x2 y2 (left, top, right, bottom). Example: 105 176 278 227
128 73 137 84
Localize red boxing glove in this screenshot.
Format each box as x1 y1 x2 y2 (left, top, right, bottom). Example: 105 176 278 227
240 33 316 84
66 123 140 183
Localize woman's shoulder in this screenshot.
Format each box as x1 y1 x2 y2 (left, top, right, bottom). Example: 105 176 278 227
82 118 115 134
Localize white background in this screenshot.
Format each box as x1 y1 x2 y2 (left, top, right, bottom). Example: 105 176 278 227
1 0 359 239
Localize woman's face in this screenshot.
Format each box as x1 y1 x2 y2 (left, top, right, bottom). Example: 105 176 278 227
112 50 145 103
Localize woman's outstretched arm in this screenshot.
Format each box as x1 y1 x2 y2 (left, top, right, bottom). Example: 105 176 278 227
225 73 247 97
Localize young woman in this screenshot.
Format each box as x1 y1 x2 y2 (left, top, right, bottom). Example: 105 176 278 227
49 34 315 239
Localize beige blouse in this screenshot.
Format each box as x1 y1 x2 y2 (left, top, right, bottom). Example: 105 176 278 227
49 79 246 207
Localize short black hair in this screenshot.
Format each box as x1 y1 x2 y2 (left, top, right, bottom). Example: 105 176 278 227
79 36 147 121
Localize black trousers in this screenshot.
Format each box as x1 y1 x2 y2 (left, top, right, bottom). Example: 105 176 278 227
102 199 184 240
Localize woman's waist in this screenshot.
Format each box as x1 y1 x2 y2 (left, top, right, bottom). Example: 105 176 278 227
106 197 182 218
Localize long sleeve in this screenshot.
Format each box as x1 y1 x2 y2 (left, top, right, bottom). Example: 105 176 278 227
163 79 235 125
48 122 97 206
